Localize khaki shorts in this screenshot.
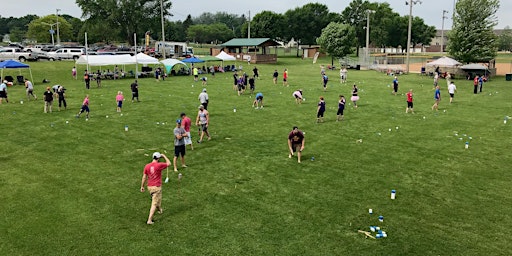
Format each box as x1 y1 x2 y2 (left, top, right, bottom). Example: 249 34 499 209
148 186 162 207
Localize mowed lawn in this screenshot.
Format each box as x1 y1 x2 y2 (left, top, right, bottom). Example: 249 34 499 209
1 57 512 255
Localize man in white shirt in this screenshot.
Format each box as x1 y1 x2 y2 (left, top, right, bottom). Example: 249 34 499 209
448 81 457 103
198 88 209 110
0 80 8 104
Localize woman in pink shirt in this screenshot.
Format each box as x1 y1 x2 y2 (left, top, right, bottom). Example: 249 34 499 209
116 91 124 112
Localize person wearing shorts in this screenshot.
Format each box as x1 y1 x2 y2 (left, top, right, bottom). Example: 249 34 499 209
316 96 326 123
25 78 37 100
272 70 278 84
249 76 255 94
288 126 305 163
283 68 288 86
196 105 211 143
140 152 170 225
406 89 414 113
337 95 346 121
253 92 264 109
0 80 8 104
293 89 303 104
116 91 124 112
448 81 457 103
180 112 193 150
43 86 53 113
322 74 328 92
432 85 441 111
173 119 188 172
76 95 90 118
392 76 399 95
351 84 359 108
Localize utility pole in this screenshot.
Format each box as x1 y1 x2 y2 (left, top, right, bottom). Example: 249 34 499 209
441 10 449 53
160 0 166 59
56 9 61 45
405 0 422 74
248 11 251 39
365 10 375 67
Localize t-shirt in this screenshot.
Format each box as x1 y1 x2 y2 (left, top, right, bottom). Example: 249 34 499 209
131 83 138 92
249 78 255 86
25 81 33 90
116 94 124 101
393 78 398 86
473 77 479 85
434 89 441 100
43 91 53 101
448 84 456 94
352 87 358 96
255 92 263 99
318 101 325 112
339 98 346 109
82 97 89 106
283 71 288 79
57 89 65 99
0 83 7 92
144 162 168 187
323 75 328 82
293 90 302 98
174 127 186 146
193 68 198 76
288 130 304 145
273 71 278 78
407 92 413 102
182 117 192 132
198 92 208 103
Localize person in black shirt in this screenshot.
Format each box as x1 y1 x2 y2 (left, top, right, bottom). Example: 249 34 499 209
131 80 139 102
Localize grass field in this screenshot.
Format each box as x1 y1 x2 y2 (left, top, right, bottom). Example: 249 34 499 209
1 57 512 255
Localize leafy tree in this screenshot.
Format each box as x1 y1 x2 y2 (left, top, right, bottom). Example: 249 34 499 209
76 0 172 45
62 15 84 42
249 11 285 39
316 22 357 59
341 0 372 55
167 21 186 42
0 15 38 41
410 16 436 48
284 3 339 45
26 15 73 44
497 26 512 51
187 23 232 44
448 0 499 62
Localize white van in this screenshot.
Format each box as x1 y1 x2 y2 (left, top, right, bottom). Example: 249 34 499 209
47 48 85 61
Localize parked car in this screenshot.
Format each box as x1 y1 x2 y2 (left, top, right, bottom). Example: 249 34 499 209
46 48 85 61
0 47 39 62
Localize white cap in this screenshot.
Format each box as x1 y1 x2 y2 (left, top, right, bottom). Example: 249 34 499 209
152 152 162 159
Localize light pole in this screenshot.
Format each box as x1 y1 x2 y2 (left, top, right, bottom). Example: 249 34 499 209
56 9 61 45
160 0 166 59
365 10 375 67
405 0 422 74
441 10 449 53
42 22 58 46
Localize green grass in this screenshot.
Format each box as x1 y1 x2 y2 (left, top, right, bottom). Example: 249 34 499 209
1 57 512 255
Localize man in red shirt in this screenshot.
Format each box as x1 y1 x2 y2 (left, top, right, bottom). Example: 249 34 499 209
406 89 414 114
180 112 193 150
140 152 171 225
473 75 479 94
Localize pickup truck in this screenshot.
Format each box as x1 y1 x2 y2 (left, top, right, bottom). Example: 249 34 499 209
0 47 40 62
46 48 85 61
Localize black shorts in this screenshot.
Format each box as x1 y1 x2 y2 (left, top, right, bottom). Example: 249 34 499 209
317 110 325 118
200 123 208 132
407 101 413 108
337 107 344 115
81 105 90 112
450 93 454 98
283 78 287 82
238 85 244 91
174 145 186 157
0 91 6 98
256 96 263 101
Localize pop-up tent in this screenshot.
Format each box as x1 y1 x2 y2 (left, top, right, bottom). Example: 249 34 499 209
0 60 34 84
426 56 461 67
181 56 205 63
135 52 160 65
75 55 136 66
215 51 236 61
160 58 188 74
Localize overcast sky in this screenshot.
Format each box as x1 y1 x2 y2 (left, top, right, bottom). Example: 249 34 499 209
0 0 510 29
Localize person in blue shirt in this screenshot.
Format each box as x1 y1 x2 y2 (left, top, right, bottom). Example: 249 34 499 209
253 92 264 109
322 74 328 92
392 76 399 95
478 75 484 93
432 85 441 111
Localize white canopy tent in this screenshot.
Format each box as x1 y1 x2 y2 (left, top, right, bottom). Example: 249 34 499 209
75 55 136 66
426 56 461 67
135 52 160 65
215 51 236 61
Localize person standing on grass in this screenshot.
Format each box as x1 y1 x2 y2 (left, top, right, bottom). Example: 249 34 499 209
448 81 457 104
322 74 329 92
198 88 209 110
25 78 37 100
72 66 77 79
337 95 346 121
173 119 188 172
478 75 484 93
84 70 90 90
340 67 347 83
140 152 171 225
272 69 278 84
288 126 305 163
283 68 289 86
392 76 399 96
43 86 53 113
293 89 303 104
473 75 479 94
76 95 90 118
253 92 264 109
252 66 259 79
96 70 102 88
131 80 139 102
406 89 414 114
232 72 239 91
56 86 67 111
316 96 326 123
249 76 256 94
193 66 199 82
432 85 441 111
196 105 211 143
0 80 9 104
434 72 439 88
116 91 124 112
180 113 194 150
351 84 359 108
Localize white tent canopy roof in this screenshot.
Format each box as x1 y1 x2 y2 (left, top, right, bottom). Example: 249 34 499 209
75 54 136 66
426 56 461 67
215 51 236 61
135 52 160 65
460 63 489 70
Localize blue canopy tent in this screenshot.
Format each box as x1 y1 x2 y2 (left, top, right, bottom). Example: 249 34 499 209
0 60 34 85
181 56 205 64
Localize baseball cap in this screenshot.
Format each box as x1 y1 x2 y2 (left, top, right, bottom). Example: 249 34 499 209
3 80 7 83
176 119 182 124
202 88 207 92
198 105 204 109
152 152 162 159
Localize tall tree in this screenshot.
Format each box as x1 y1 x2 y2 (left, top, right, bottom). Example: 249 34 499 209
448 0 499 62
341 0 372 55
76 0 172 45
317 22 357 59
284 3 339 45
249 11 285 39
497 26 512 51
